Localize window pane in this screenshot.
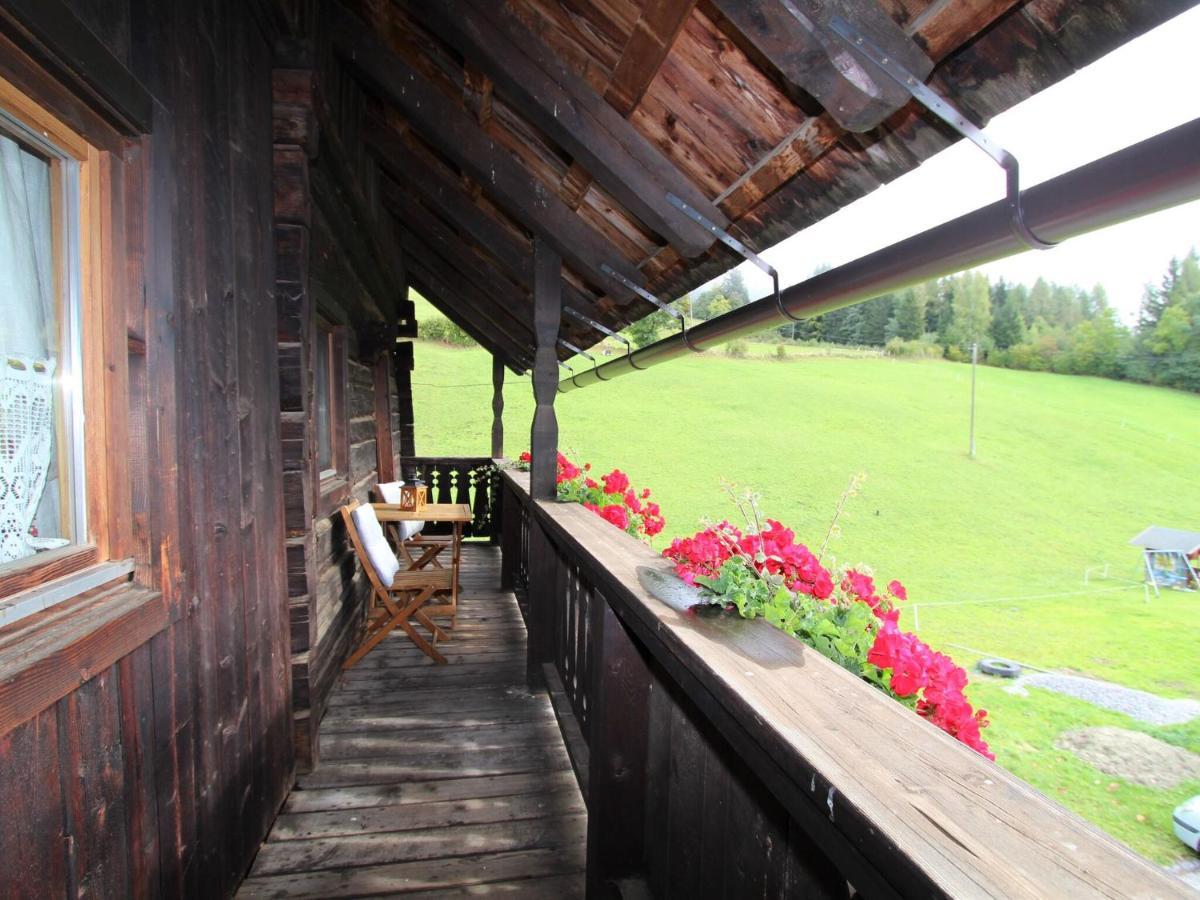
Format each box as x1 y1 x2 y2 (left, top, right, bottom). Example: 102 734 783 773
0 130 77 565
315 329 332 473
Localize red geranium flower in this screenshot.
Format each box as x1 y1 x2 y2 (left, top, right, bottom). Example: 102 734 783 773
599 504 629 530
602 469 631 495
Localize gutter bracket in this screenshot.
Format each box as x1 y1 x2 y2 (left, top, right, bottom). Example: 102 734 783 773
827 16 1056 251
558 360 580 391
563 306 645 371
600 263 703 352
666 194 796 323
559 338 608 381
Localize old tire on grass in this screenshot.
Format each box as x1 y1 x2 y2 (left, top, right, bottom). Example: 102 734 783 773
979 658 1022 678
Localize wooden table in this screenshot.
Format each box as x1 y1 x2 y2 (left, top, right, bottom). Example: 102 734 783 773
375 503 472 626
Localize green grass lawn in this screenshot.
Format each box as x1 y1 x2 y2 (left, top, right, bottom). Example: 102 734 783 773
409 314 1200 865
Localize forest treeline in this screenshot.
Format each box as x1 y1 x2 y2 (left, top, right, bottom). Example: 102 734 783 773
666 250 1200 391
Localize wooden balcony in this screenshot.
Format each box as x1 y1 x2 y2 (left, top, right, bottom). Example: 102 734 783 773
240 464 1186 899
239 544 586 898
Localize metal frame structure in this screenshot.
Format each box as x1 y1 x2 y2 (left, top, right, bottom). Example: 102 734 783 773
1141 549 1199 597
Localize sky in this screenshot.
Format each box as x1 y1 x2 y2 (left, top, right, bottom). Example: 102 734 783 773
700 4 1200 324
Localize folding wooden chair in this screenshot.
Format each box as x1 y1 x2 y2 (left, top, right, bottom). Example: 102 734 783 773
341 500 454 668
376 481 452 572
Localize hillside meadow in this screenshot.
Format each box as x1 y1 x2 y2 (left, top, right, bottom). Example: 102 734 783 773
410 329 1200 864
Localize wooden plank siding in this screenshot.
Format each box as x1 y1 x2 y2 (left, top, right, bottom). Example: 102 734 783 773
238 546 587 899
0 1 292 896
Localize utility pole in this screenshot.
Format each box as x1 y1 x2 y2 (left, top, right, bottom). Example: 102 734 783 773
969 341 978 459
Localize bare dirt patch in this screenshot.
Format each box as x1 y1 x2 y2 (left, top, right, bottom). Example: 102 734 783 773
1055 727 1200 789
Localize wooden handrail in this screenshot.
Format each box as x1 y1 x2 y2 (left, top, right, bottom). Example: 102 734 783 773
500 469 1187 898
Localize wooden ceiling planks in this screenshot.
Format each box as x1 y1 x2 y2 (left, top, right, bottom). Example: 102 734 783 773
330 0 1189 363
604 0 697 116
406 0 725 257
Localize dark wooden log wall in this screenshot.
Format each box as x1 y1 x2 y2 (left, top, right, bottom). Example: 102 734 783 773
272 36 410 772
0 1 291 897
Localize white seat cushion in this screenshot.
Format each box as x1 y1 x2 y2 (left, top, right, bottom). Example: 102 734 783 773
351 504 401 586
378 480 424 540
377 480 404 503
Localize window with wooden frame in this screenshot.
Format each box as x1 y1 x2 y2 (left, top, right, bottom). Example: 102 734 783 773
313 318 347 494
0 75 129 623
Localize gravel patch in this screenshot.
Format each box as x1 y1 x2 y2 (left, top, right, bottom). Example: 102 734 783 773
1004 672 1200 725
1055 727 1200 789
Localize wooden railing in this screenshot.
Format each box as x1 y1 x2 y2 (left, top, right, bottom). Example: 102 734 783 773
498 469 1186 899
397 457 499 539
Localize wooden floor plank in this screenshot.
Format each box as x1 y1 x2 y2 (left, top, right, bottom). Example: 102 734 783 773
239 844 584 899
319 706 555 736
249 813 586 876
238 546 585 897
282 771 579 815
396 872 585 898
271 785 584 840
297 745 573 789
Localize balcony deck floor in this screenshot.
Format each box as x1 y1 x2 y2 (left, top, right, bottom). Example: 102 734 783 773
238 545 585 899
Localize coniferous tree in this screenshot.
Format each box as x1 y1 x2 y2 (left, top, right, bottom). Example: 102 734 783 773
991 296 1027 349
894 286 927 340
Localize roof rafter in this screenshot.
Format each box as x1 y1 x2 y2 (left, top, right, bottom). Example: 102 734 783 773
408 270 526 373
380 173 615 351
403 235 532 354
405 250 531 371
329 3 646 303
557 0 698 212
404 0 724 259
640 0 1029 283
708 0 932 134
392 192 535 340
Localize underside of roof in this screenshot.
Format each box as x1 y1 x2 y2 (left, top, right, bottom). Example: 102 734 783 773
314 0 1194 369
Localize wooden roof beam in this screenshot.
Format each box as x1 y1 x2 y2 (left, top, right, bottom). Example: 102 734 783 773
369 125 534 284
605 1 698 116
409 273 526 374
403 0 725 259
391 193 535 341
405 253 532 371
640 0 1028 280
369 125 621 329
379 172 614 348
330 3 644 303
708 0 933 133
557 0 698 211
404 246 532 359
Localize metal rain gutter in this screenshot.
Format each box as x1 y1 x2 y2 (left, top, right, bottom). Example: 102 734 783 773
558 117 1200 393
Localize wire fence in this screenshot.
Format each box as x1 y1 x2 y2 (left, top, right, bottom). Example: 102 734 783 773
908 572 1153 631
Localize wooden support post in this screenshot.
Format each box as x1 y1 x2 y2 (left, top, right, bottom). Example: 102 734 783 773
373 353 395 483
529 238 561 500
491 354 504 459
393 340 415 474
587 598 653 897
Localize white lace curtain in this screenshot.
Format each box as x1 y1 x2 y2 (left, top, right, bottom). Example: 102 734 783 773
0 132 64 564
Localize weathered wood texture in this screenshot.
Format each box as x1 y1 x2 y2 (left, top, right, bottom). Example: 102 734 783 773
273 47 410 773
0 2 292 897
500 470 1191 898
339 0 1186 361
238 546 587 899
